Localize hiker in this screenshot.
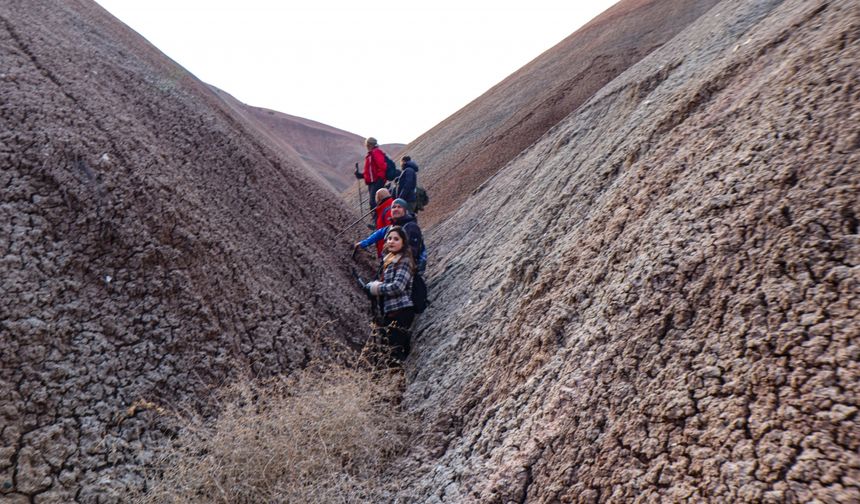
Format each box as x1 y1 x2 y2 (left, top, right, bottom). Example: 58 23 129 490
355 198 425 272
394 156 419 211
355 199 428 316
365 226 415 361
354 137 387 211
369 188 394 257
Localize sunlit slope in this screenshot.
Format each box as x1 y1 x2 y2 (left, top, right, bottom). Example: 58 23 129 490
404 0 859 501
404 0 722 228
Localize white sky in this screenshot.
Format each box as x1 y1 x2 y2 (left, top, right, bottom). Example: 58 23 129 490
94 1 617 144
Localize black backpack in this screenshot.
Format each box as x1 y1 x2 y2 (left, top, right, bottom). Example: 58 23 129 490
413 186 429 212
384 154 400 181
411 275 427 314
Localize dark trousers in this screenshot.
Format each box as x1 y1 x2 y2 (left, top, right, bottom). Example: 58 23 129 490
367 179 385 212
383 308 414 361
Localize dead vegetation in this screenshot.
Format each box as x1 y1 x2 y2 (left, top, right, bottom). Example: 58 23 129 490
127 356 412 504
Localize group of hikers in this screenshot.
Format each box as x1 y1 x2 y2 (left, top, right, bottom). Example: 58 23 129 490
351 137 427 364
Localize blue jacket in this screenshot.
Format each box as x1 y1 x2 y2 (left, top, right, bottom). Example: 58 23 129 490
395 161 418 202
359 212 426 274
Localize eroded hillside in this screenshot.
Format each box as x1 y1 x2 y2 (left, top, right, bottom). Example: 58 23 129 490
211 86 405 194
405 0 722 228
403 0 859 501
0 1 366 501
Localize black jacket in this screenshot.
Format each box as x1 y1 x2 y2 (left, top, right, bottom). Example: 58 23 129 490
395 160 419 202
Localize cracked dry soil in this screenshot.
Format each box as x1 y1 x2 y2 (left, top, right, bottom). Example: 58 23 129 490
1 1 368 502
1 0 859 503
407 0 722 229
402 0 859 502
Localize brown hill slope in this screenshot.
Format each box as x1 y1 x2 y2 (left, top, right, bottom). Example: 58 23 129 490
404 0 721 228
210 86 405 193
0 1 368 501
402 0 859 501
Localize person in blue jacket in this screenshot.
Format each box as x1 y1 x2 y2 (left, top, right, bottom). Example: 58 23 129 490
394 156 419 211
355 199 425 274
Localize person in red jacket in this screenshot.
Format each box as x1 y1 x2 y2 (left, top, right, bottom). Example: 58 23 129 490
354 137 387 211
366 188 394 257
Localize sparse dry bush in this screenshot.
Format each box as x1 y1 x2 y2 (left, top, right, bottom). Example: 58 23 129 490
128 358 412 503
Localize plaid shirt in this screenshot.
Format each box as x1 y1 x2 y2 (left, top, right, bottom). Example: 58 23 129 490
379 256 414 314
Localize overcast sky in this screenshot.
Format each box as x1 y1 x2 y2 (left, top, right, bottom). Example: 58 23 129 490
94 0 618 144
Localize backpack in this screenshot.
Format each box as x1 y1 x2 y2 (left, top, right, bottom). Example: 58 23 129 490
384 153 400 181
413 186 429 212
411 274 428 314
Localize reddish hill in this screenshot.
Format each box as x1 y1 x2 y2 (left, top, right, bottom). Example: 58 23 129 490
404 0 722 228
5 0 857 502
211 86 404 193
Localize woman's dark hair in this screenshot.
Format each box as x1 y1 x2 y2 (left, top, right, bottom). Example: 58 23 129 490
383 226 415 272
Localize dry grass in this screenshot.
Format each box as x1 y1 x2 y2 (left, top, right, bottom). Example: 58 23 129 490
128 357 412 503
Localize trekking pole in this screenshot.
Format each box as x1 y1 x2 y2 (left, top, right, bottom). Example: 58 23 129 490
355 162 364 215
334 207 377 239
351 268 383 325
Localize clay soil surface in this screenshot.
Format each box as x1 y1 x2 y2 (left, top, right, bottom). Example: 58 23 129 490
401 0 859 501
0 1 369 501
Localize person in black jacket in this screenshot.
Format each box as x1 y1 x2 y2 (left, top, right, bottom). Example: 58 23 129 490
394 156 419 211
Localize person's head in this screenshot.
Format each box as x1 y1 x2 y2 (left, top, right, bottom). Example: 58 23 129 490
375 187 391 204
384 226 408 254
390 198 408 219
400 155 411 167
382 226 415 272
365 137 378 151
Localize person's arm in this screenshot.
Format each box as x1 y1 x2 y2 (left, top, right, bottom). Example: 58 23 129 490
417 247 427 276
357 226 388 249
405 223 423 261
376 262 412 297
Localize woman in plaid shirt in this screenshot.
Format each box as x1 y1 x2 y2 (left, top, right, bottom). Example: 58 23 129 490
366 226 415 360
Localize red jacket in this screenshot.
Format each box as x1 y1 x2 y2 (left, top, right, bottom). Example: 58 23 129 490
363 147 387 184
374 197 394 256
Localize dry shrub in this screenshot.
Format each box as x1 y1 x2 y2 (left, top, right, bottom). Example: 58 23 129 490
130 359 411 503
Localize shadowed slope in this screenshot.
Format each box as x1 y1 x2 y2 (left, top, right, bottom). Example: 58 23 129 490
404 0 721 228
402 0 859 501
0 1 368 501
